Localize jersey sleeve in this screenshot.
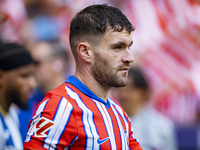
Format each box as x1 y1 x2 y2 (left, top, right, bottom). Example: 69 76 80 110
23 92 78 150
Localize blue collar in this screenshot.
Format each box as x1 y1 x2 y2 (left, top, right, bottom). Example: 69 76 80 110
66 75 110 107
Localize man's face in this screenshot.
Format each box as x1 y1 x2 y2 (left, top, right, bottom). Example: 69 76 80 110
31 43 54 87
4 64 36 109
117 77 144 112
91 29 134 87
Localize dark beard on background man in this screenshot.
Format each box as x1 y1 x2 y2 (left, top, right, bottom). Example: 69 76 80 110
6 87 28 110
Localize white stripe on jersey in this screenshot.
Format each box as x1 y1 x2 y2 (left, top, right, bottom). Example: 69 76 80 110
109 98 129 130
35 98 50 116
43 97 73 150
110 104 128 150
94 101 116 150
26 99 49 142
66 85 100 150
0 118 4 150
0 113 23 150
109 98 131 149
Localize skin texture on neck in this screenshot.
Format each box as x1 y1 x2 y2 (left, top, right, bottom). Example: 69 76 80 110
0 95 10 113
74 69 110 102
0 104 8 116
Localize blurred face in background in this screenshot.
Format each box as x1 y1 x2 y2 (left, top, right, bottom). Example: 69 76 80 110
117 77 147 116
2 64 36 109
31 42 62 92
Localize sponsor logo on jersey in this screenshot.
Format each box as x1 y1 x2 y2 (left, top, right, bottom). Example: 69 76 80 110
34 116 55 137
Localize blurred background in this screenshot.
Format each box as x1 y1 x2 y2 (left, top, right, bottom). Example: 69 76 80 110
0 0 200 149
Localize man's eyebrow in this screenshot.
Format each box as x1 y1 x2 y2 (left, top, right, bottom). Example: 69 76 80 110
111 41 133 48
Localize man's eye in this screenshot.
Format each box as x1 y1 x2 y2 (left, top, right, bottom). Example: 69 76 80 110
115 46 122 50
20 73 31 78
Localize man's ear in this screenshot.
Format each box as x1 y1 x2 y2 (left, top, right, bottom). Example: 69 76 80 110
77 42 92 63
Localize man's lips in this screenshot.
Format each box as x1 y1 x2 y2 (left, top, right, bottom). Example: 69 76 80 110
119 67 129 71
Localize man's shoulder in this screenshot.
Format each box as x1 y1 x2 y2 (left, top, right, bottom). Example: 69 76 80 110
48 83 68 96
41 83 79 107
43 83 71 100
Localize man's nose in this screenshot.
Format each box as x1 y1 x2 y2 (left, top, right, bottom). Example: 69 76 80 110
122 49 134 63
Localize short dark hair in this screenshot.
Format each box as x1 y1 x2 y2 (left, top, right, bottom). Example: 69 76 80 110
128 67 149 91
69 4 135 51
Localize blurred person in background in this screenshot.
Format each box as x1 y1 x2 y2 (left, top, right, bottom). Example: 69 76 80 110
30 40 70 94
116 67 178 150
0 42 36 150
18 39 70 141
21 0 71 48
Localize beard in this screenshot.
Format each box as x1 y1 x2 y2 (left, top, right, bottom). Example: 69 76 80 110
92 52 129 87
5 86 28 110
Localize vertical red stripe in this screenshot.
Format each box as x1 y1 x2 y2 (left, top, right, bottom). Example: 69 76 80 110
107 107 122 149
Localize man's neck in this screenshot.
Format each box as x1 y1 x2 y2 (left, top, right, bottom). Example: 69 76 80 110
74 71 110 103
0 103 9 116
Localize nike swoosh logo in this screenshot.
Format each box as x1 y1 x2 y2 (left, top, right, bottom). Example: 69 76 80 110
97 137 109 145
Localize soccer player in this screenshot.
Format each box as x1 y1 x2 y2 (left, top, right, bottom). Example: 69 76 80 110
0 42 36 150
23 4 143 150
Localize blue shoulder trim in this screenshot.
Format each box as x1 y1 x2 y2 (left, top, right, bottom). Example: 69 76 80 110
66 75 110 107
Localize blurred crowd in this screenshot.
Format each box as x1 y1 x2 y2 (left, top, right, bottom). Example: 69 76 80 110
1 0 200 149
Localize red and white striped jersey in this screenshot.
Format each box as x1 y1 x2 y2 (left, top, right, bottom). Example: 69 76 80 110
23 76 142 150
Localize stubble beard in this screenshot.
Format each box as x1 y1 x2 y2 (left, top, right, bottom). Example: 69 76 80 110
92 53 128 88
